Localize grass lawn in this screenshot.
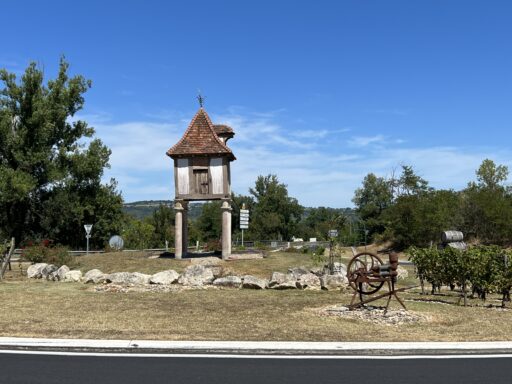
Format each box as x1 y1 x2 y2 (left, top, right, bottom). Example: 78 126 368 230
0 249 510 341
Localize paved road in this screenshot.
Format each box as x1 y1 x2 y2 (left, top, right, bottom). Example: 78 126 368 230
2 352 511 384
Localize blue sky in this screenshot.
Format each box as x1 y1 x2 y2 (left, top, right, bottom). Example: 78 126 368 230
2 1 511 207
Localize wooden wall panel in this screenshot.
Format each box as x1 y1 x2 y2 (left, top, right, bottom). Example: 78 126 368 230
177 158 190 195
210 157 224 194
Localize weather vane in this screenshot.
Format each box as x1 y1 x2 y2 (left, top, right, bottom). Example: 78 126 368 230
197 91 205 108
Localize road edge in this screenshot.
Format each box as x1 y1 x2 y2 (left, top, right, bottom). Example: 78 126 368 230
1 338 512 356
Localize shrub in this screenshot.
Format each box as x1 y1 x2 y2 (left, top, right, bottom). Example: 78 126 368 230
22 245 46 264
205 239 221 252
22 244 71 266
310 251 327 266
45 246 72 266
254 241 270 250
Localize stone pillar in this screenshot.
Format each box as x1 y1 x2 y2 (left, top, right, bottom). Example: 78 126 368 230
174 201 184 259
221 200 232 260
182 201 188 258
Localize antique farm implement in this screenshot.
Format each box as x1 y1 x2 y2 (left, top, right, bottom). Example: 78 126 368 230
346 251 415 313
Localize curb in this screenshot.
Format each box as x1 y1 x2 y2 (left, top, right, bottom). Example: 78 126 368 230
1 338 512 356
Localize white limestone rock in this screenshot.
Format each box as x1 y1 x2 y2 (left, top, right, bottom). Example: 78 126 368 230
287 266 309 279
54 265 70 281
83 269 106 284
63 270 82 282
242 275 268 290
212 276 242 288
269 272 297 290
297 273 322 290
41 264 58 280
27 263 48 279
190 257 224 267
150 270 180 285
178 265 215 287
106 272 151 285
321 274 348 291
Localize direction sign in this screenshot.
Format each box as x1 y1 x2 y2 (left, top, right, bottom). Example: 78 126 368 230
240 213 250 218
328 229 338 238
240 209 249 214
240 224 249 229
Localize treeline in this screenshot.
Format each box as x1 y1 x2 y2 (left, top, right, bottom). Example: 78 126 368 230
122 174 354 249
353 160 512 248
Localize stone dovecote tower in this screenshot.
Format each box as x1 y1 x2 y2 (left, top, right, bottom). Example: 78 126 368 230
166 107 235 259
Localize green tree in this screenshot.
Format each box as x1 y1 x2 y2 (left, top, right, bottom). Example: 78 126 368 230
149 204 175 247
392 165 430 198
0 58 123 246
384 189 463 248
352 173 392 238
462 159 512 244
249 175 303 240
122 218 155 249
299 207 347 240
475 158 508 190
196 201 222 242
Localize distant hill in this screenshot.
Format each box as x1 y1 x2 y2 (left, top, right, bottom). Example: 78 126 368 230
124 200 356 222
123 200 204 220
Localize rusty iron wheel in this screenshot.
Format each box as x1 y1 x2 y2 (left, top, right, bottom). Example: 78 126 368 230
347 252 385 295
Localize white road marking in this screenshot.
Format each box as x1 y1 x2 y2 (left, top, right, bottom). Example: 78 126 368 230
1 350 512 359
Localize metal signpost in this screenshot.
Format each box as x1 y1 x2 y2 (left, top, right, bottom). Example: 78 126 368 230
328 229 338 273
84 224 93 255
240 205 249 247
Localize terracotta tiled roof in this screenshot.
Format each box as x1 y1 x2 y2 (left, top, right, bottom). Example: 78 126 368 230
166 108 235 160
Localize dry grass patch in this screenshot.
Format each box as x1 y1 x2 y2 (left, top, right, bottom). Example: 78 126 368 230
65 250 317 279
0 280 511 341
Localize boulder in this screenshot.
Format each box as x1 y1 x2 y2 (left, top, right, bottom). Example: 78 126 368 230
63 270 82 282
208 266 224 278
269 272 297 289
332 262 347 275
128 272 151 285
178 265 215 287
150 270 180 285
106 272 151 285
105 272 131 284
321 274 348 291
41 264 58 280
190 257 224 267
27 263 48 279
396 266 409 280
54 265 70 281
83 269 106 284
309 267 324 276
213 276 242 288
242 275 268 290
287 266 309 279
297 273 322 290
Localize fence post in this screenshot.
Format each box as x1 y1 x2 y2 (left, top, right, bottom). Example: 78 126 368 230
0 238 15 280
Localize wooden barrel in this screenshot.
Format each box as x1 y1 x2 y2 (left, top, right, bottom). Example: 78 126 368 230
441 230 464 243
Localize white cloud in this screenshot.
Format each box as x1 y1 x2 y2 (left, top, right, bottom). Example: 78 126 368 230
77 109 512 208
348 135 386 147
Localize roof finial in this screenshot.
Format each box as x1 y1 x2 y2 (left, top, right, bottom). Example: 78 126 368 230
197 90 205 108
